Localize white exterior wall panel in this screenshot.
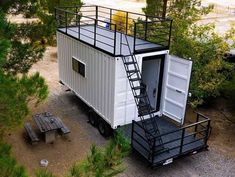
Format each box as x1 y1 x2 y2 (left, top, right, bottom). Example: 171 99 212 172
113 57 141 127
57 32 116 127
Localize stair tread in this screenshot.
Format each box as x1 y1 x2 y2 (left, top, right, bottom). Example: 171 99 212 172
135 94 147 98
124 61 137 65
132 86 144 90
127 69 139 73
129 78 140 82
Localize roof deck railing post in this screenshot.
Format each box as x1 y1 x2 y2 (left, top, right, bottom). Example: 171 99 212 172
65 11 67 34
94 19 97 46
120 33 122 55
110 9 112 28
75 6 78 26
133 23 137 53
114 24 117 55
126 12 128 35
95 5 98 21
145 16 148 40
168 20 173 48
179 128 185 154
78 14 80 39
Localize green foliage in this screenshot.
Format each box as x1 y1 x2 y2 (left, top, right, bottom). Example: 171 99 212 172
68 131 130 177
0 9 45 74
144 0 235 107
0 10 48 135
35 169 56 177
0 71 48 132
221 73 235 112
143 0 166 17
0 142 28 177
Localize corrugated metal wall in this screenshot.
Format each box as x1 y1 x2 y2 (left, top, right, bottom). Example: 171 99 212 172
113 56 141 127
57 32 116 126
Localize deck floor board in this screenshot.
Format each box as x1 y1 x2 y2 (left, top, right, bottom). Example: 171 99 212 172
58 25 162 56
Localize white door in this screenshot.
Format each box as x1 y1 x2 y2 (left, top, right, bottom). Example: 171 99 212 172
161 55 192 124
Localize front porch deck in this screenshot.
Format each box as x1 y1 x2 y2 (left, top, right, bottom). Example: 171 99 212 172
118 113 210 167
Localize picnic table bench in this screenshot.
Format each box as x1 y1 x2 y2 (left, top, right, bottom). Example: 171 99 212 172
24 122 39 144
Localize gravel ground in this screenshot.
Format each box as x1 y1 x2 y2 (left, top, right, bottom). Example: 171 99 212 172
6 47 235 177
120 147 235 177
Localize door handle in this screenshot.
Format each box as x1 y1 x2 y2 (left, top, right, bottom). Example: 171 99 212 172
176 89 182 93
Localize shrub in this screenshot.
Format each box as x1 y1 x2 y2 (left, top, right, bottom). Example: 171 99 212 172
68 131 130 177
0 142 28 177
35 169 56 177
111 11 133 34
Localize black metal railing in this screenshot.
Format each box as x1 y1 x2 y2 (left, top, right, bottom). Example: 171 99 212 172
131 112 211 166
55 5 172 56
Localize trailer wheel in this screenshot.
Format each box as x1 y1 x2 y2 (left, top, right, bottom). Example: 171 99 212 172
88 110 97 126
98 119 112 137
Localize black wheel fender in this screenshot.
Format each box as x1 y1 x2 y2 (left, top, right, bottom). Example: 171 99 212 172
88 109 98 126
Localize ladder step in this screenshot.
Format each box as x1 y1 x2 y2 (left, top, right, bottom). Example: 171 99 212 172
127 69 139 73
124 61 137 65
129 78 140 82
132 86 144 90
135 94 147 99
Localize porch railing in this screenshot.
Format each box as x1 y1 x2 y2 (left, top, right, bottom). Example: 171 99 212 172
131 112 211 166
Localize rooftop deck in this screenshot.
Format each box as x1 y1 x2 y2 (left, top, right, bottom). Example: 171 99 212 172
55 5 172 56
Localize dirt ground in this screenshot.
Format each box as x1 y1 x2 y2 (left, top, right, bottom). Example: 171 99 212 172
6 46 235 177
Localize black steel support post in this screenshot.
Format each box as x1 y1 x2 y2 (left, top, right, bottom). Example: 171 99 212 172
75 7 78 26
94 19 97 46
145 16 148 40
110 9 112 27
113 25 117 55
168 20 173 48
204 120 211 146
126 12 128 35
120 33 123 55
194 113 199 138
133 23 137 53
151 138 156 165
65 11 67 33
95 6 98 20
179 129 185 154
131 120 134 148
78 14 80 39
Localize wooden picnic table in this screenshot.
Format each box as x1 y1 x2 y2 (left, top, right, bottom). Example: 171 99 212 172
33 112 64 143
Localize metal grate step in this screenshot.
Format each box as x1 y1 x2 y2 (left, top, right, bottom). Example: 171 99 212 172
121 33 165 156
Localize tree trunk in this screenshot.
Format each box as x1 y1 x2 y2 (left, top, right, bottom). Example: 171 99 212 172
162 0 168 18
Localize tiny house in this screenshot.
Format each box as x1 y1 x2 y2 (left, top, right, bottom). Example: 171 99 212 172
55 5 211 167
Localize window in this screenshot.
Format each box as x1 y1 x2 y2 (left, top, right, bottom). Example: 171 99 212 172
72 57 86 77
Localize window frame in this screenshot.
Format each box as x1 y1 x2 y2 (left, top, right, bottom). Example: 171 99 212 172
72 56 86 78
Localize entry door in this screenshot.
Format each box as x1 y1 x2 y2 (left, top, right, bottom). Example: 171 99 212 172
162 55 192 124
142 59 160 109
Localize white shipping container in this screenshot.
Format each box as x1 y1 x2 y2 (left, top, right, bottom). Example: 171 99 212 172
57 31 192 129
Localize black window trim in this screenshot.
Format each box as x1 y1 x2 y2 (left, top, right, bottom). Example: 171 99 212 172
72 56 86 78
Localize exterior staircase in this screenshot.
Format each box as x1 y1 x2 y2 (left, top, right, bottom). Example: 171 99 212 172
121 34 166 155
